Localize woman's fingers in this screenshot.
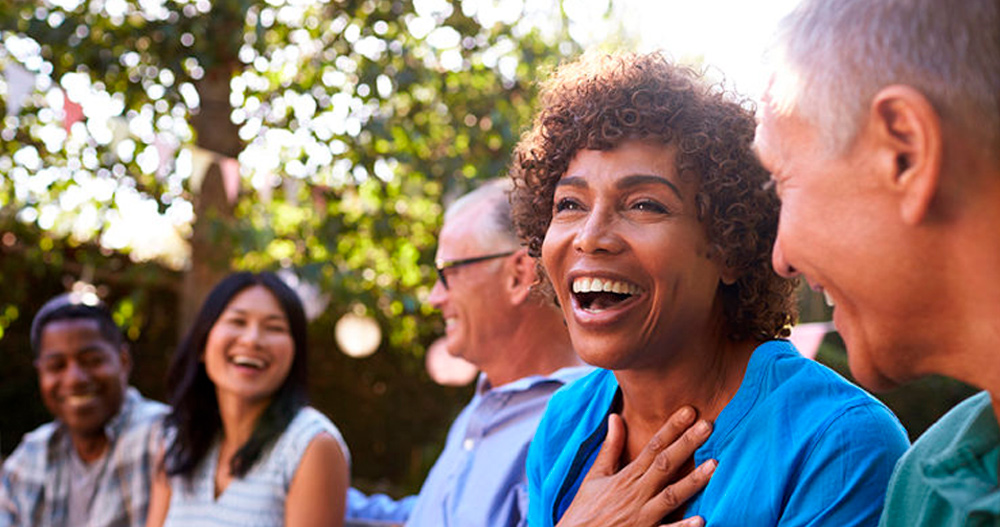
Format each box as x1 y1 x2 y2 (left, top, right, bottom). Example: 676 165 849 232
638 416 712 490
646 458 717 520
556 409 716 527
660 515 706 527
583 413 628 480
626 406 700 479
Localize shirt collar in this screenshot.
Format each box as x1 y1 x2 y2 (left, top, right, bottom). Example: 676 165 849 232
103 386 140 442
922 393 1000 516
477 365 593 396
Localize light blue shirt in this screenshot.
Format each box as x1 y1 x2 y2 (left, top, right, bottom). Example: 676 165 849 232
347 365 592 527
528 341 910 527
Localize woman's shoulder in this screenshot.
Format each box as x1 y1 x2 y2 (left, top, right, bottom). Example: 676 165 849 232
756 340 874 400
750 340 906 437
277 406 350 467
534 369 616 451
546 368 616 417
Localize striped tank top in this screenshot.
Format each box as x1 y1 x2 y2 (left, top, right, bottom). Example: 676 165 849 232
163 407 349 526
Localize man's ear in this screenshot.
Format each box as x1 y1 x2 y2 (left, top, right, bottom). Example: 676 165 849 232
869 85 943 225
119 345 133 378
506 248 535 305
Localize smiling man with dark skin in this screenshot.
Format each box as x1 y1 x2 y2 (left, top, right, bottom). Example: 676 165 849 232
754 0 1000 524
0 295 167 527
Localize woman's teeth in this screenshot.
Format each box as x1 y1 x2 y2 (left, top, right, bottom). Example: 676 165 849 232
572 277 641 295
231 355 266 369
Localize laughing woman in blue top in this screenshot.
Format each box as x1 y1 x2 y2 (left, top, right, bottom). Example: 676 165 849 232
508 51 909 527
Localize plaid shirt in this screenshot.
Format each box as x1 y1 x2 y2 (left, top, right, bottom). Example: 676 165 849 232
0 388 167 527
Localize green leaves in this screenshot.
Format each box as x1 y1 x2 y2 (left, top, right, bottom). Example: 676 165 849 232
0 2 585 355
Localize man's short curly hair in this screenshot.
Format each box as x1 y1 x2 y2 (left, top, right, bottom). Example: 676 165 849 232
509 51 797 342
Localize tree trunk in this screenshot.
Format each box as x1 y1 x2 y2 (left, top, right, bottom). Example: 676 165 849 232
179 66 241 335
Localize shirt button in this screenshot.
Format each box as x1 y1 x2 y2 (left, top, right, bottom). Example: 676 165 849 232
463 438 475 451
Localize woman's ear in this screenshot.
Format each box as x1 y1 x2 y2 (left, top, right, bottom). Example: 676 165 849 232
707 245 738 285
869 85 943 225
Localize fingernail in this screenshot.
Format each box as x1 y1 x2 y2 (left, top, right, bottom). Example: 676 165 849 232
695 420 712 435
679 406 695 423
702 459 718 474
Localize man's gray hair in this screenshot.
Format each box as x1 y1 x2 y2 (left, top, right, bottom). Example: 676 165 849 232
444 179 519 249
768 0 999 155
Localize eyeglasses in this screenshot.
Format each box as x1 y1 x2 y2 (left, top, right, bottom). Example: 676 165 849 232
435 251 516 289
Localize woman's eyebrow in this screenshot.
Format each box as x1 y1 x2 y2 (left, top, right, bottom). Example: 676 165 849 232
555 176 587 189
224 308 286 321
616 174 683 199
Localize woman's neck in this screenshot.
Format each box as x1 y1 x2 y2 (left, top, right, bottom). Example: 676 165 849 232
213 391 271 497
215 391 270 450
615 337 758 463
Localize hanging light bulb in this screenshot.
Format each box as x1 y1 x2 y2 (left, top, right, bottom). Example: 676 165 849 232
335 311 381 358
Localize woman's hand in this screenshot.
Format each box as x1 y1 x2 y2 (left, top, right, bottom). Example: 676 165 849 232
556 406 716 527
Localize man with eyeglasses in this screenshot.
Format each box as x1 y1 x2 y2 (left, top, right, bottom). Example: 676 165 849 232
347 180 589 527
1 294 167 527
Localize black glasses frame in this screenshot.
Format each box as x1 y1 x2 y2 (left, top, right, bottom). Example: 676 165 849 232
435 251 516 289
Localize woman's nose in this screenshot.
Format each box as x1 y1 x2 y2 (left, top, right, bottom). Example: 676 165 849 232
572 207 625 255
238 322 263 346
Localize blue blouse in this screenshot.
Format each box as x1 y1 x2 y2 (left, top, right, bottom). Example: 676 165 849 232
527 340 910 527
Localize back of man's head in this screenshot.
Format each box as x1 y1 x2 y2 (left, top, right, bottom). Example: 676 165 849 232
31 294 124 356
444 179 519 250
769 0 999 155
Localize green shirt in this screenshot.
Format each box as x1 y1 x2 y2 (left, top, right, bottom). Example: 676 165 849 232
880 391 1000 527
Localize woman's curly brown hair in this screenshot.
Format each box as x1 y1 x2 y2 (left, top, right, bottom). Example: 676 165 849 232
509 51 797 342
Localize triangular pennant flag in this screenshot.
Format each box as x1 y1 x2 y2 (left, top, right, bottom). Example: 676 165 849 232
62 90 84 134
789 321 835 359
154 135 177 179
219 156 240 204
4 61 35 116
188 145 214 193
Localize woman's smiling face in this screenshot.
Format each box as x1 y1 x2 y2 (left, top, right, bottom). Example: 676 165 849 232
203 285 295 405
541 139 726 371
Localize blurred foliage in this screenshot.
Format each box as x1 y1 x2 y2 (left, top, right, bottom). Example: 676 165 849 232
0 0 584 492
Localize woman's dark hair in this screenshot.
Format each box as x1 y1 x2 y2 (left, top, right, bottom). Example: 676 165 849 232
509 51 798 342
164 271 309 480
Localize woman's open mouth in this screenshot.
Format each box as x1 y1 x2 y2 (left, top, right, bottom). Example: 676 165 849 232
571 277 642 313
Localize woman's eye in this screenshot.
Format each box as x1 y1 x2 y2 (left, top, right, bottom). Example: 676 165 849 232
632 200 668 214
554 197 583 213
